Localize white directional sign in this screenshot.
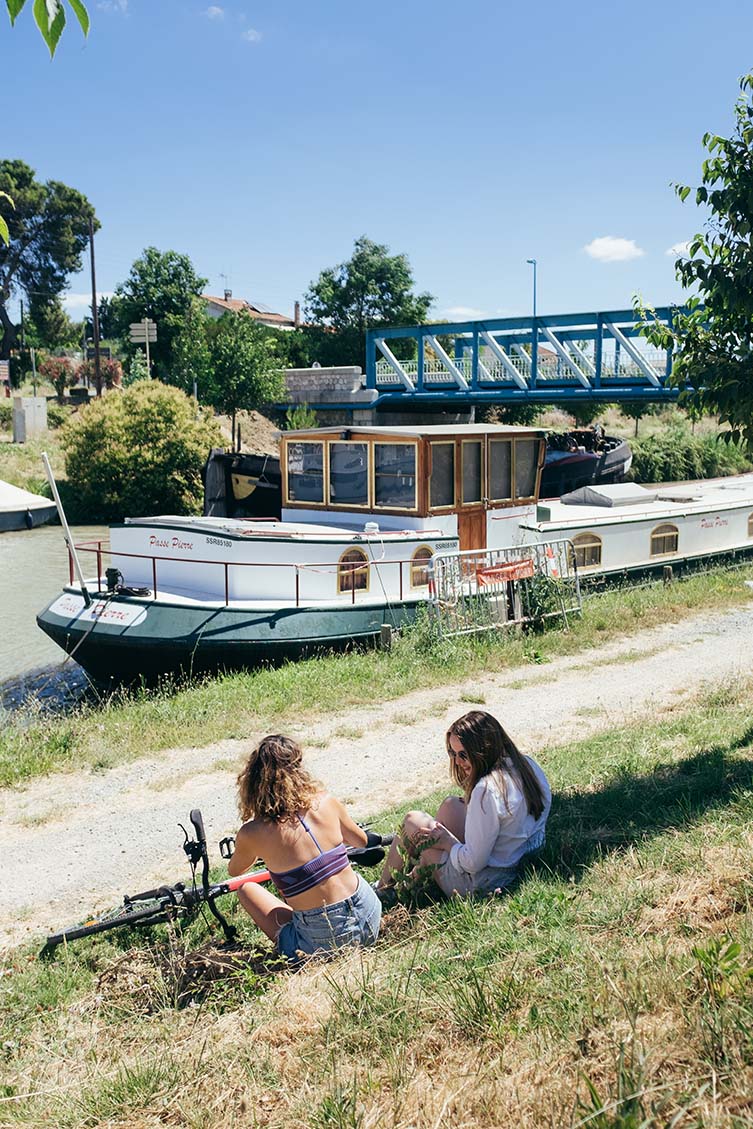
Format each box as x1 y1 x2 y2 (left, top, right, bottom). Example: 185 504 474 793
129 318 157 343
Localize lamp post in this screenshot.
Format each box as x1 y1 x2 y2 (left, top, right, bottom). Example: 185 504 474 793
526 258 537 320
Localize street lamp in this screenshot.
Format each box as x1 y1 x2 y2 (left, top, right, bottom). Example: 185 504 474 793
526 258 537 320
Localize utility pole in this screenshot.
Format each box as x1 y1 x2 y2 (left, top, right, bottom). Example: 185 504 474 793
88 215 102 397
19 298 25 347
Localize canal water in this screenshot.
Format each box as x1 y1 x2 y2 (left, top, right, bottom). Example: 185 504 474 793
0 523 109 709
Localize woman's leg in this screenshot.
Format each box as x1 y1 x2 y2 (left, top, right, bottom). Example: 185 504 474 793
378 810 434 887
236 882 294 942
378 803 463 887
436 795 466 841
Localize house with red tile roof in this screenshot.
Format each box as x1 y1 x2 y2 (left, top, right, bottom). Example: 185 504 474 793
202 290 299 330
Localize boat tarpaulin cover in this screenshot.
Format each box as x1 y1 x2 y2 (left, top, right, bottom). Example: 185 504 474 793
560 484 655 508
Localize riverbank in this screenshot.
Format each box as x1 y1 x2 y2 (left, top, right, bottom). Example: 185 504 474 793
1 651 751 1127
3 559 753 790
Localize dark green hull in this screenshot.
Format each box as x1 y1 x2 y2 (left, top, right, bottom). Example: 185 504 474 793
36 590 420 681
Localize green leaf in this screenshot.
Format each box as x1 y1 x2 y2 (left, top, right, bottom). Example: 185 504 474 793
66 0 88 35
0 215 9 247
33 0 66 55
6 0 27 24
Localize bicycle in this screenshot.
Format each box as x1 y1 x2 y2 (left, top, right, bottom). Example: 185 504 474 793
40 808 392 957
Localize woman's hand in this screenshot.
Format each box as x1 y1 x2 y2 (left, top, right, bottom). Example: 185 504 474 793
411 821 454 852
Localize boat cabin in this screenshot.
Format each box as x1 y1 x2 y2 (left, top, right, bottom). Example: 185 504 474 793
280 424 546 553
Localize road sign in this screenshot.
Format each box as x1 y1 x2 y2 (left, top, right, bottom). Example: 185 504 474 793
129 319 157 343
87 346 112 361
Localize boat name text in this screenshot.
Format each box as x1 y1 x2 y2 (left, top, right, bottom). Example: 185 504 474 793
149 535 195 551
700 516 729 529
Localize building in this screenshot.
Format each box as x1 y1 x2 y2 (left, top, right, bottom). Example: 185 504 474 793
202 290 299 330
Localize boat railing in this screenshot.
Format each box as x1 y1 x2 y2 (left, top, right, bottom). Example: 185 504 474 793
68 540 427 607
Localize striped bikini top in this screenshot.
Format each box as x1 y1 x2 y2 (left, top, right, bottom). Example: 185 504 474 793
268 813 349 898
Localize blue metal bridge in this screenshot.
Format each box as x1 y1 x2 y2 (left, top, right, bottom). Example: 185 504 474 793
365 306 680 407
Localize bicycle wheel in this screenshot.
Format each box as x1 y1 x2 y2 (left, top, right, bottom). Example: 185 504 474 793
41 898 177 955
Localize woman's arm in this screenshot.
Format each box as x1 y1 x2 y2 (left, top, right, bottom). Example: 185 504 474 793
449 784 501 874
227 822 261 876
332 797 368 849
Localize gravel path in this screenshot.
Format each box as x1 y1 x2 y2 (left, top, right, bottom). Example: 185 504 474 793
2 603 751 951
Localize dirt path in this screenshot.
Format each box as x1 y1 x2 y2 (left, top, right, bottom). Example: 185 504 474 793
2 603 751 951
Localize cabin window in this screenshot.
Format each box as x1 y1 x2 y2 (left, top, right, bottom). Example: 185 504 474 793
748 513 753 538
330 443 369 507
462 440 483 504
571 532 602 569
338 547 369 593
514 438 539 499
650 523 679 557
286 442 324 504
410 545 433 588
374 443 417 509
489 439 512 501
429 442 455 508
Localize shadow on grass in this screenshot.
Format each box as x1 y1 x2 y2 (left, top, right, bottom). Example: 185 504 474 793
539 729 753 880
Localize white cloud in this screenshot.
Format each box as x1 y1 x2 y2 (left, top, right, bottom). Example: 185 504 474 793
666 241 691 257
442 306 491 321
96 0 127 12
241 27 262 42
584 236 645 263
62 291 114 313
205 5 224 18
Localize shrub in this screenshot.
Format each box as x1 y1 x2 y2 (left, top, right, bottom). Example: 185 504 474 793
46 401 73 429
0 400 11 430
631 422 753 483
61 382 222 521
284 403 319 430
39 356 75 402
76 358 124 390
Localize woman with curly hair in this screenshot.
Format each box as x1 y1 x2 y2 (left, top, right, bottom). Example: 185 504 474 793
228 734 381 961
378 711 551 898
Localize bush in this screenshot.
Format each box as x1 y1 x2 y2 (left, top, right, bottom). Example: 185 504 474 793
39 356 76 402
0 400 11 430
61 382 222 521
631 422 753 483
284 403 319 430
46 401 73 429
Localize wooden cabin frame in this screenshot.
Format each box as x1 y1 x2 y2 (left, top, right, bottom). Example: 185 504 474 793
281 425 546 521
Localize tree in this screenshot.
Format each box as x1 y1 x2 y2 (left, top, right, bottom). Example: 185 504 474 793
0 159 97 359
638 72 753 447
61 382 221 521
304 235 434 368
4 0 89 56
28 294 81 351
208 311 284 435
167 295 214 399
112 248 207 382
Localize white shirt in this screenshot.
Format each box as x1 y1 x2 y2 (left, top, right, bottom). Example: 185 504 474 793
448 757 551 875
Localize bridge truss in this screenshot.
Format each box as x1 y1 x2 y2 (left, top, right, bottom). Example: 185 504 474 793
365 307 680 407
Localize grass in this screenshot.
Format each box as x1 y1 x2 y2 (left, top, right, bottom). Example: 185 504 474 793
2 675 752 1126
2 560 753 790
0 431 64 495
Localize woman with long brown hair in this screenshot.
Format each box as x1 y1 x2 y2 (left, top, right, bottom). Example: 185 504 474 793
228 734 381 960
378 711 551 897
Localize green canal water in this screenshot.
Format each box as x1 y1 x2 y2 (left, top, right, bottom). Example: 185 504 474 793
0 523 109 707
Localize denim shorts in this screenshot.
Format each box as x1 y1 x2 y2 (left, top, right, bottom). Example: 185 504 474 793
276 875 382 963
435 855 520 898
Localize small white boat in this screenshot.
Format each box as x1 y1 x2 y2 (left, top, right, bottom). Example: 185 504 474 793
36 424 546 678
0 479 57 533
523 475 753 575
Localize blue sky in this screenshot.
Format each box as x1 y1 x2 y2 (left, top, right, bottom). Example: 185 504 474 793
3 0 753 326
